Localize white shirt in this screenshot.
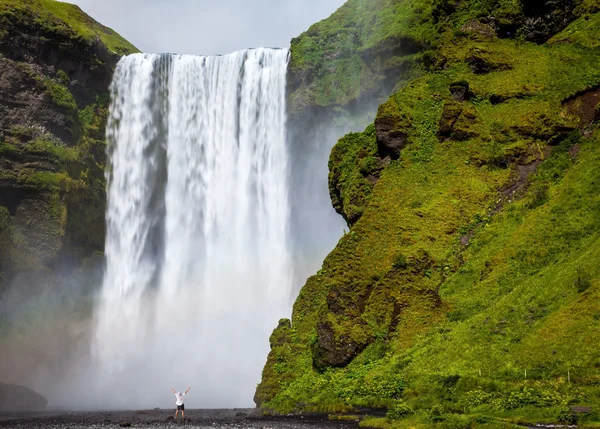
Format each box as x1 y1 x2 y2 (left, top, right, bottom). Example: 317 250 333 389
175 392 185 405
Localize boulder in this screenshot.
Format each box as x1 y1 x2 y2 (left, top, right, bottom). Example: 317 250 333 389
0 383 47 411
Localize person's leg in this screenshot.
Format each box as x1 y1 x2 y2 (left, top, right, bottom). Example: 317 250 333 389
182 409 185 421
175 409 179 420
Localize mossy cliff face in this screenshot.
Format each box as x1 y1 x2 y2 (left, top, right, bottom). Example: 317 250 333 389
0 0 137 290
257 0 600 426
287 0 435 290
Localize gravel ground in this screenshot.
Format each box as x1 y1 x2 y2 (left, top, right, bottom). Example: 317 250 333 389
0 409 362 429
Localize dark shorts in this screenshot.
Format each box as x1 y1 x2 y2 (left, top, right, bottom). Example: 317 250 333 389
177 404 185 411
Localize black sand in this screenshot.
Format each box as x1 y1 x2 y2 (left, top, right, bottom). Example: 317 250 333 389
0 409 362 429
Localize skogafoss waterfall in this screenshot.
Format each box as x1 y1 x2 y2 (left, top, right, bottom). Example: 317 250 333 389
93 48 291 408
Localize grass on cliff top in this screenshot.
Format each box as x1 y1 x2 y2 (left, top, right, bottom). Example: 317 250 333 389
0 0 137 55
288 0 437 110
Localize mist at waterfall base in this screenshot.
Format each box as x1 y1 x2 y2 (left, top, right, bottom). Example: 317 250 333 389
63 48 293 409
0 46 382 410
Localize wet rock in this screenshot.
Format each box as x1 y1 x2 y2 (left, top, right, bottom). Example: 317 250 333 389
521 0 578 43
562 88 600 128
375 113 410 160
449 81 470 101
0 382 47 411
312 320 371 370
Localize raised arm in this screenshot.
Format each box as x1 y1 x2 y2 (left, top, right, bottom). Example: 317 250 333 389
171 388 176 394
185 387 191 394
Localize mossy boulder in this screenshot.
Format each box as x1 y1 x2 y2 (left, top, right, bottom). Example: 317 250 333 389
375 99 413 161
328 125 383 226
438 100 482 141
312 318 373 371
465 46 513 75
0 383 47 411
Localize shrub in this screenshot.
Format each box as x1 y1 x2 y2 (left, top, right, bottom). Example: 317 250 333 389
575 268 592 293
527 183 549 209
557 409 580 425
429 404 445 422
387 400 414 421
393 253 408 269
462 389 493 408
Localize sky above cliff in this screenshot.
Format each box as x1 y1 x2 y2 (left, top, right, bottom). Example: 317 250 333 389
68 0 345 55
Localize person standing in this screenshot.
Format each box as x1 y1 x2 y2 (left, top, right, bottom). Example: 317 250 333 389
171 387 191 421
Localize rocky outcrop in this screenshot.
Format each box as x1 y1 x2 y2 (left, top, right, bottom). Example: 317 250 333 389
312 320 371 370
0 383 47 411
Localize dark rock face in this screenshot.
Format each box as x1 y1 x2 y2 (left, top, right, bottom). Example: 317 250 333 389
0 59 74 145
312 321 371 371
375 114 409 161
520 0 580 43
0 383 47 411
0 8 120 107
449 81 470 101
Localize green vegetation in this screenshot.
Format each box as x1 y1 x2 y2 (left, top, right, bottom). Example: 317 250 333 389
258 1 600 427
0 0 133 271
44 78 77 111
288 0 435 113
329 124 381 224
0 0 138 55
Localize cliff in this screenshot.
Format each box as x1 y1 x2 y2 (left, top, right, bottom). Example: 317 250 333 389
257 1 600 427
0 0 136 293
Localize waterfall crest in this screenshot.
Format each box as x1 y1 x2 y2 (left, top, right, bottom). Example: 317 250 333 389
94 48 291 408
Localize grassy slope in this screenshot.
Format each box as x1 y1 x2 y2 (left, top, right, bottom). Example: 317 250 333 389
0 0 137 55
287 0 436 114
257 1 600 427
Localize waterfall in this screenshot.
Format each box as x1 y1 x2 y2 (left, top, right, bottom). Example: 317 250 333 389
93 48 291 408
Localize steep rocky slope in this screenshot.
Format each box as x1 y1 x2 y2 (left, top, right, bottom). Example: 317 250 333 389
0 0 136 289
257 1 600 427
0 0 136 381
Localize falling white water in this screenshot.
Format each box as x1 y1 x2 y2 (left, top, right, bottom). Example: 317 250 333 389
92 48 291 409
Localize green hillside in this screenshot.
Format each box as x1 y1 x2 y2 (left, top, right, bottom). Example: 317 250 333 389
257 1 600 427
0 0 137 55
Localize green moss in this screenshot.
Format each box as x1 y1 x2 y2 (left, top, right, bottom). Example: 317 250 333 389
549 12 600 48
288 0 435 112
25 137 79 165
0 0 138 55
258 1 600 421
43 78 77 111
0 139 19 156
19 171 73 191
329 124 380 225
